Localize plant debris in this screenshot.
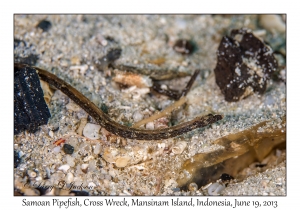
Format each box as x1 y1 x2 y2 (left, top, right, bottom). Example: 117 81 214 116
214 28 278 102
36 19 52 32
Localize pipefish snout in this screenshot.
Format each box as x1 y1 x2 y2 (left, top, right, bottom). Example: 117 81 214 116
15 63 222 140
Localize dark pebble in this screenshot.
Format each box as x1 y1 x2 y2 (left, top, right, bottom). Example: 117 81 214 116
100 103 109 114
214 28 278 102
14 151 21 168
70 190 89 196
14 64 51 134
36 20 52 32
63 144 74 154
220 173 234 182
173 39 195 55
106 48 122 62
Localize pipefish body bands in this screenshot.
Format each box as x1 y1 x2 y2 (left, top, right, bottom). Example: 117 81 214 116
15 63 222 140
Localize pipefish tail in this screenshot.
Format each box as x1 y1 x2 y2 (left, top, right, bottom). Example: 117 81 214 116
15 63 222 140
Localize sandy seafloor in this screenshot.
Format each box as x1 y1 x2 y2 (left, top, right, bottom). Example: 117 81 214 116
14 14 286 196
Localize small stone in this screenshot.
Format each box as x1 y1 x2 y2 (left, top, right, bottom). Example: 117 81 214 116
71 56 81 65
36 20 52 32
66 101 81 112
158 143 166 149
121 138 127 146
207 182 225 195
63 144 74 154
106 48 122 62
53 146 61 153
171 141 187 154
173 39 195 55
45 167 51 179
103 179 110 188
93 143 101 155
276 149 282 157
14 64 51 134
265 95 275 106
66 155 75 167
103 147 119 163
96 34 108 46
109 169 116 177
81 164 89 173
188 182 198 192
261 179 270 188
60 60 69 67
100 39 108 46
115 156 131 168
66 172 74 183
36 176 42 181
76 118 87 136
58 164 70 173
88 182 96 189
88 159 97 171
145 122 154 130
27 170 37 178
83 123 101 140
133 111 143 122
100 103 109 114
68 137 78 149
18 151 24 158
48 130 54 138
259 15 285 34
